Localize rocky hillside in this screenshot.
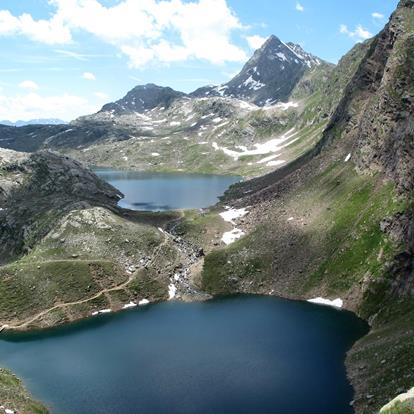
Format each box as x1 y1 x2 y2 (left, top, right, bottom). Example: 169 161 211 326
189 1 414 412
0 148 207 333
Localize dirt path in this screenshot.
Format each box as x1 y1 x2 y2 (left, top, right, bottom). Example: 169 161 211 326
4 230 171 331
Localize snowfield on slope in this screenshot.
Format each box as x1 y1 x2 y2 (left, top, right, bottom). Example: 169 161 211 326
212 128 298 162
220 207 249 245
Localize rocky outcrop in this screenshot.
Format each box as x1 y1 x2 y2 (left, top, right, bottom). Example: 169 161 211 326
321 0 414 193
0 149 122 262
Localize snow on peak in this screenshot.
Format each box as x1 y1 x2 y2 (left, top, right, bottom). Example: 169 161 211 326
243 75 265 91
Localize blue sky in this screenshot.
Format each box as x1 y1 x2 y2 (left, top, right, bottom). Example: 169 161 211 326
0 0 399 121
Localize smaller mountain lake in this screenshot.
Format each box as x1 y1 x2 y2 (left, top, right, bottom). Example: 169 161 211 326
94 169 241 211
0 296 368 414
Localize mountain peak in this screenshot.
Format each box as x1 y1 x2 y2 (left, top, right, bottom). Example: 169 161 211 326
192 34 324 105
100 83 186 115
262 34 282 47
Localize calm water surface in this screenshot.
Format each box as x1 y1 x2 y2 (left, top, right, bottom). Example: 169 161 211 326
0 296 368 414
94 169 241 211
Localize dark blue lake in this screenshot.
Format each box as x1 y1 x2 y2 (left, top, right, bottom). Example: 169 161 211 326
0 296 367 414
93 169 240 211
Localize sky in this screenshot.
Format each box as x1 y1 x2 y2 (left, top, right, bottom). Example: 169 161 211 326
0 0 399 122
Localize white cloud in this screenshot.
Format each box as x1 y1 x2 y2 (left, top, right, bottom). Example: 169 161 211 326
245 35 267 50
0 92 98 122
372 12 384 20
340 24 372 42
0 0 247 67
82 71 96 80
296 2 304 12
94 91 109 100
18 80 39 90
0 9 71 44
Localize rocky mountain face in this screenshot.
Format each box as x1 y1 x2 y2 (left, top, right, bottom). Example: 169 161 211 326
0 149 122 262
99 83 186 116
198 1 414 412
322 0 414 195
191 35 327 105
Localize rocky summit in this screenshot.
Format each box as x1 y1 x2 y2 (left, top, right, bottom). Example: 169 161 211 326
99 83 187 115
191 35 327 106
191 35 329 105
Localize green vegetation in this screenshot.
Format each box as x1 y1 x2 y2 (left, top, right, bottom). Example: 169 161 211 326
305 176 408 293
174 209 231 252
347 301 414 412
202 160 410 301
0 368 49 413
0 259 125 322
381 401 414 414
0 205 184 329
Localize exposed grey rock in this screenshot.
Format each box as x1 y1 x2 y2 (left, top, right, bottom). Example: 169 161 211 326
100 83 186 115
191 35 327 106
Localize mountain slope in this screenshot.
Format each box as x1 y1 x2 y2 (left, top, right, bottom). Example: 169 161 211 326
191 35 330 105
186 1 414 412
98 83 186 116
0 148 203 330
0 37 333 177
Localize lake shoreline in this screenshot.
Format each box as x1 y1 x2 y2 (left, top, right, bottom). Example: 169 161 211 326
0 295 368 414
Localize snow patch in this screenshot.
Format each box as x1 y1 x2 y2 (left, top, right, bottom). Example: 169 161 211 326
243 75 265 91
272 102 299 111
276 52 287 61
220 207 248 245
257 154 280 164
212 128 297 160
123 301 137 309
380 387 414 413
168 283 177 300
267 160 286 167
307 297 343 308
92 308 112 316
219 207 248 225
237 100 258 111
151 152 160 157
221 228 245 245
